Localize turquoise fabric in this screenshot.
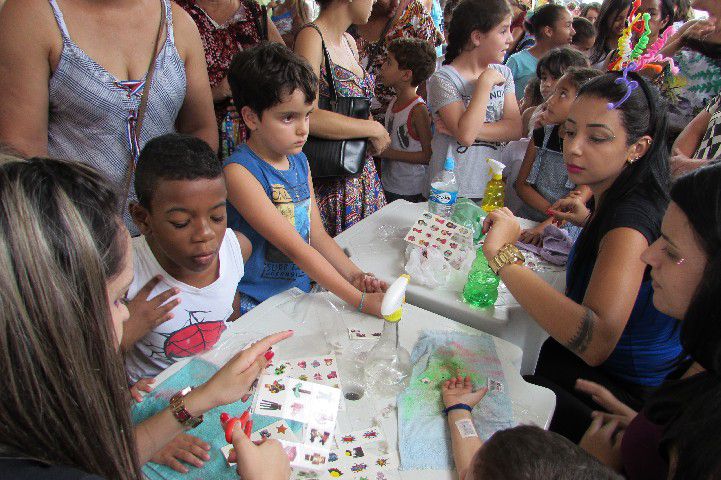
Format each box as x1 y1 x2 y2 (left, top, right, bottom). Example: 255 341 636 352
506 49 538 99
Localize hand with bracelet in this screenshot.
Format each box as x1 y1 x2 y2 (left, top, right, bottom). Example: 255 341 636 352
134 330 294 477
441 376 489 480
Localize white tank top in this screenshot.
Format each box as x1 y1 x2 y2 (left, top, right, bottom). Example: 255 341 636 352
124 228 245 383
381 96 428 196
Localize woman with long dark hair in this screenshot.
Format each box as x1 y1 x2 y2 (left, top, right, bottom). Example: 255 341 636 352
478 72 681 442
0 158 291 479
578 163 721 480
589 0 631 65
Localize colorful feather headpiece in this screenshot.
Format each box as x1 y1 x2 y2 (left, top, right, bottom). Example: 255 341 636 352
606 0 679 109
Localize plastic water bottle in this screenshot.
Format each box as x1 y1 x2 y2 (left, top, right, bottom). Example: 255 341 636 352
428 157 458 217
481 158 506 214
462 249 500 308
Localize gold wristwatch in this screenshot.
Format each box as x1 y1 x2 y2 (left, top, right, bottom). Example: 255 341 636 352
169 386 203 429
489 244 525 275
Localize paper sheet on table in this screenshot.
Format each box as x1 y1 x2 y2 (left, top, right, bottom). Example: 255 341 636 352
397 330 515 470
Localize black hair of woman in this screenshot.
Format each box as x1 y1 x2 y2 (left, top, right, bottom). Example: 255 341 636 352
581 2 602 18
567 72 670 292
645 162 721 480
589 0 632 64
523 3 570 37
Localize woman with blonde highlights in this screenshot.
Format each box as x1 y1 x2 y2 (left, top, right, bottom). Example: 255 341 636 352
0 158 291 480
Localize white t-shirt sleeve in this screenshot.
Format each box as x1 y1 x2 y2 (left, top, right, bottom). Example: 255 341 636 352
427 68 463 114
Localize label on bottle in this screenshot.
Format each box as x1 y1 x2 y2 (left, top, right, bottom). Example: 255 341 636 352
429 187 458 205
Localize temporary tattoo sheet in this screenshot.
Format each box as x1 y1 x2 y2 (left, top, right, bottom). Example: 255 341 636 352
263 354 345 409
322 426 399 480
250 374 342 471
404 211 473 269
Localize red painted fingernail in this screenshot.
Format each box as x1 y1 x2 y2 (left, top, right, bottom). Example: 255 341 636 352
241 394 250 403
264 351 275 361
244 419 253 437
220 412 230 424
240 410 250 423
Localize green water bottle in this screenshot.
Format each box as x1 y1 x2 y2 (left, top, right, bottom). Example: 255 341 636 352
462 249 500 308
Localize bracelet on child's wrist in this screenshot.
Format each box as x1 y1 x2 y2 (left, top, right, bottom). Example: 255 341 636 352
443 403 473 415
357 292 366 312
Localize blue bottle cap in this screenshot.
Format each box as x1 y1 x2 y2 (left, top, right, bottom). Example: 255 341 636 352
444 157 455 171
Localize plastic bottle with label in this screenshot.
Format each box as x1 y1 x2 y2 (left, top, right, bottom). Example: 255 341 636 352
428 157 458 217
480 158 506 213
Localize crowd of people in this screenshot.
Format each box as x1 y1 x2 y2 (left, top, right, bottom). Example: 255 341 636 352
0 0 719 478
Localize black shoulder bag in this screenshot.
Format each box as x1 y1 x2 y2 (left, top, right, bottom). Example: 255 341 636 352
301 24 370 178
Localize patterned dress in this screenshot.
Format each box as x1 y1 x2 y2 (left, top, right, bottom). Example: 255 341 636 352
177 0 266 153
313 59 386 236
667 49 721 133
355 1 443 118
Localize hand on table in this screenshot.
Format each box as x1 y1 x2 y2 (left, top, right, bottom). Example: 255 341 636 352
229 423 291 480
519 225 545 247
575 379 638 425
361 291 385 318
441 376 488 409
130 377 156 403
200 330 293 408
481 207 521 260
579 414 624 471
150 433 211 474
546 195 590 227
349 272 388 293
121 275 180 351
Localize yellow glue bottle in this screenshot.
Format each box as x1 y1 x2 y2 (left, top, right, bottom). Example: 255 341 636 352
481 158 506 213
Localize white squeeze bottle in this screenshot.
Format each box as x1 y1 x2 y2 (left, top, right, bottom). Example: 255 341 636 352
428 157 458 217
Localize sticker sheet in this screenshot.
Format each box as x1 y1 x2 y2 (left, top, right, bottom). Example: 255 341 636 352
322 426 399 480
263 354 345 409
404 211 473 269
250 374 342 471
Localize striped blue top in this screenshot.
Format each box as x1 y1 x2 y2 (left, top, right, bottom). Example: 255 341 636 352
47 0 186 234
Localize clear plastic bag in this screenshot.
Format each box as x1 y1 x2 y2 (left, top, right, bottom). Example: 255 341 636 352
404 245 451 288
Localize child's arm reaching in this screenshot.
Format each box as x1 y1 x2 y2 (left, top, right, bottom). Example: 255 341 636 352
442 376 488 480
436 69 522 147
224 163 385 316
381 104 433 165
306 173 388 294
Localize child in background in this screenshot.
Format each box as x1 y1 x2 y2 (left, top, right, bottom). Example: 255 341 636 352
515 67 600 240
581 2 601 24
124 133 252 384
224 43 386 317
379 38 436 203
440 376 621 480
571 17 597 56
506 4 576 99
427 0 522 202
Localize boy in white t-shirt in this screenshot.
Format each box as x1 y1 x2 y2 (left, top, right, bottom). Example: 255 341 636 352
379 38 436 203
122 133 252 384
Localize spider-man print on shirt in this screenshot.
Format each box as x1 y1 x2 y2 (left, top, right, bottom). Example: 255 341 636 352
145 310 227 359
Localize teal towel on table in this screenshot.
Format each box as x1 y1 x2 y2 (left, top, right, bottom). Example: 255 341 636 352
131 357 301 480
397 330 515 470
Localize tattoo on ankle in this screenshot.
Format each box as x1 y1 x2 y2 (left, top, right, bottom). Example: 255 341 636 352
567 308 596 354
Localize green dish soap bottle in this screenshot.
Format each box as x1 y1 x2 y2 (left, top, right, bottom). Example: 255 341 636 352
462 249 500 308
481 158 506 213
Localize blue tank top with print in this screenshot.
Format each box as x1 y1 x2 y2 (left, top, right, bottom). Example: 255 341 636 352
225 144 312 304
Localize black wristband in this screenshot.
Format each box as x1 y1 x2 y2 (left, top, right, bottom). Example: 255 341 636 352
443 403 473 415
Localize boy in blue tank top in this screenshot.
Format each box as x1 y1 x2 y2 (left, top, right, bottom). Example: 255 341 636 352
224 43 387 316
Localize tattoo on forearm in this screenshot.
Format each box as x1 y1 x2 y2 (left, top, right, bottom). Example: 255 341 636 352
566 308 596 354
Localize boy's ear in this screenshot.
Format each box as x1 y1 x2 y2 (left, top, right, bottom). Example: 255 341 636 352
241 106 261 132
401 68 413 83
129 202 153 236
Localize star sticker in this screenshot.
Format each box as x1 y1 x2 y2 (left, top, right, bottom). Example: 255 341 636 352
276 424 288 434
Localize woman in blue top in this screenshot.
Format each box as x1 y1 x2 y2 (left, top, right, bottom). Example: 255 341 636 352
479 73 681 442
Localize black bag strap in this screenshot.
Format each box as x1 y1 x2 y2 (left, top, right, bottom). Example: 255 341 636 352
254 5 269 41
302 23 338 105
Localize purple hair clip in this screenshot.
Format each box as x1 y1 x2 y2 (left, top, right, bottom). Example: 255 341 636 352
607 67 639 110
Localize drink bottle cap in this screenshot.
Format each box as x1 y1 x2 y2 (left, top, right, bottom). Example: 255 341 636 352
443 157 455 171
